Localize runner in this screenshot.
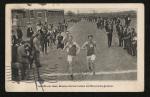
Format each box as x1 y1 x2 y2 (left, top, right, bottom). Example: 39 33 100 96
81 35 96 75
63 35 80 80
63 31 71 46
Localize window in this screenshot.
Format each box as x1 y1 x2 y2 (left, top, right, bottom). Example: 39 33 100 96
22 12 26 18
30 10 34 18
16 15 19 19
37 12 42 18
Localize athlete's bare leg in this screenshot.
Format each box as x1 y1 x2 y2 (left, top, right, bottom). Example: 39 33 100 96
68 61 73 80
57 48 63 59
68 55 73 80
91 60 95 75
87 58 92 72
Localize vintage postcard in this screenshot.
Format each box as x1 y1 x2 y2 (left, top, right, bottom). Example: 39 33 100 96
5 3 144 92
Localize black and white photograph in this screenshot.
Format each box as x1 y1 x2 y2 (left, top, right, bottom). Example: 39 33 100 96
5 3 144 92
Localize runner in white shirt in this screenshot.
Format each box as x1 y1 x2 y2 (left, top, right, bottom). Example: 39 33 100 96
63 35 80 80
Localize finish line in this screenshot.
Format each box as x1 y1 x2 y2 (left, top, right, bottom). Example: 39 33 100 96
41 70 137 77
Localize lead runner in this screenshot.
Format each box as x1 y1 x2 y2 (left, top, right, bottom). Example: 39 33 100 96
63 35 80 80
81 35 96 75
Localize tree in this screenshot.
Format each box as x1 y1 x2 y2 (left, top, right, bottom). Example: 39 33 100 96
66 11 75 17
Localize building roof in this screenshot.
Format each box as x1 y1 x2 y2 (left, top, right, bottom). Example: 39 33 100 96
29 9 64 12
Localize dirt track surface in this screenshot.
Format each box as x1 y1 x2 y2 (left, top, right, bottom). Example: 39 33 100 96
36 20 137 81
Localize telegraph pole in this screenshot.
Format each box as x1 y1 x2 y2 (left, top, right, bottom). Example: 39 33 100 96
28 9 31 23
45 10 47 23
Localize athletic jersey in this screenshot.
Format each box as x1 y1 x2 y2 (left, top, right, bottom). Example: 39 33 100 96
84 41 96 56
57 35 64 49
67 42 78 56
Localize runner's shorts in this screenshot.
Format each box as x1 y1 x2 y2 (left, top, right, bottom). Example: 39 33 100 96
67 55 74 63
87 54 96 61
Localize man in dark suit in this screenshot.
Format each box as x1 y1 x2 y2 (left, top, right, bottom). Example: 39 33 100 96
33 33 41 67
16 41 31 80
27 23 34 38
105 21 113 47
41 28 48 54
125 15 131 27
16 26 23 43
116 24 124 47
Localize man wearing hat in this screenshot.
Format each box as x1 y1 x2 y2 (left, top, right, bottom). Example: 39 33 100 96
27 23 34 39
105 21 113 47
41 28 48 54
125 15 131 27
16 26 23 43
16 41 31 80
33 33 42 68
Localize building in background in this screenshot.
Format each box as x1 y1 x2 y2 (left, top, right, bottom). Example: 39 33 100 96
12 9 65 31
